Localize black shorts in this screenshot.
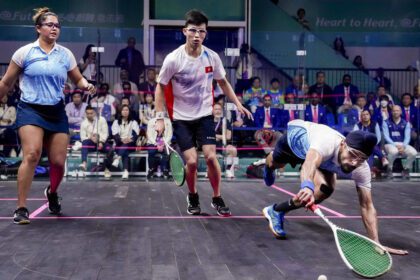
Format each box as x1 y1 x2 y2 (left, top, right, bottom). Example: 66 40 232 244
272 133 304 168
173 115 216 152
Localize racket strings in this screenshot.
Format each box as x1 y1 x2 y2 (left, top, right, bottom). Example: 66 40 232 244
169 152 185 186
337 229 391 277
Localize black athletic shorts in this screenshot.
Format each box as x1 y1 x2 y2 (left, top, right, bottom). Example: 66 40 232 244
173 115 216 152
272 132 304 168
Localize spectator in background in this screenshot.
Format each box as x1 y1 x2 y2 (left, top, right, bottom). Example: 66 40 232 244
234 43 255 95
146 117 172 180
353 109 387 178
400 93 419 147
374 68 391 91
253 94 280 129
376 85 394 107
278 93 301 130
337 100 359 136
115 37 145 86
116 81 140 115
413 84 420 107
65 90 87 142
267 78 284 107
383 105 417 179
293 8 310 30
308 71 334 112
353 95 367 121
373 95 392 126
352 55 368 74
89 83 117 122
111 105 139 179
213 103 237 178
333 37 348 59
0 95 17 157
79 106 110 177
366 92 378 114
243 76 266 112
139 92 155 126
113 69 139 107
138 68 157 104
333 74 359 109
78 44 97 83
304 92 327 125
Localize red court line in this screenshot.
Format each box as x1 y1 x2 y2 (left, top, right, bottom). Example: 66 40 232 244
0 215 419 220
271 184 347 217
29 203 48 218
0 198 45 201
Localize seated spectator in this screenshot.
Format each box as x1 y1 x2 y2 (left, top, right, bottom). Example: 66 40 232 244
285 74 303 96
230 95 254 147
78 106 111 177
304 92 328 124
0 95 17 157
138 68 157 103
333 74 359 110
213 103 238 178
374 68 391 91
253 94 281 129
353 95 367 121
308 71 335 113
333 37 348 59
383 105 417 179
413 84 420 107
78 44 97 83
113 69 140 111
111 105 140 179
366 92 378 114
353 109 388 177
146 117 172 179
400 92 419 147
139 92 155 126
65 90 87 142
337 101 359 135
267 78 284 107
352 55 368 74
281 93 301 125
373 95 392 126
243 76 266 111
375 85 394 106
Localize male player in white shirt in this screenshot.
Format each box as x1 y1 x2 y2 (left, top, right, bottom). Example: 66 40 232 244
154 10 252 216
262 120 408 255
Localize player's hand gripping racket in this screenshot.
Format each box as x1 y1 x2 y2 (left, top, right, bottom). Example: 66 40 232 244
309 204 392 278
161 137 185 187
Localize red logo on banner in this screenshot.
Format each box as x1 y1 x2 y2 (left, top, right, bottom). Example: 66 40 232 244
205 66 213 73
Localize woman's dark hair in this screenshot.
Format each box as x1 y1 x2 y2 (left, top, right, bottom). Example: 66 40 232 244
118 104 133 124
83 44 95 62
184 9 208 27
33 7 58 26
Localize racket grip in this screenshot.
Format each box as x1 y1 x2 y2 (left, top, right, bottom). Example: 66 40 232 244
309 204 319 212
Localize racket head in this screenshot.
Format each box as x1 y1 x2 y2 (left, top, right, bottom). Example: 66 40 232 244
334 227 392 278
169 150 185 187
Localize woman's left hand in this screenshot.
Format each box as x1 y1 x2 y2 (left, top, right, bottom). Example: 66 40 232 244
86 83 96 94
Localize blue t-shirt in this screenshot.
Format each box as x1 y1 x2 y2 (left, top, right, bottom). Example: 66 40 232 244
12 40 77 105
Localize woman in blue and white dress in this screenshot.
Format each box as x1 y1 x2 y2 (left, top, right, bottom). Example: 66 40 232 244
0 7 95 224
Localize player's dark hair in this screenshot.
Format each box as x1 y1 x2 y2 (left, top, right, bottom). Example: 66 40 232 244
184 9 208 27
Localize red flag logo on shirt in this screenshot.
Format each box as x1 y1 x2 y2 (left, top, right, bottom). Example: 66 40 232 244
205 66 213 73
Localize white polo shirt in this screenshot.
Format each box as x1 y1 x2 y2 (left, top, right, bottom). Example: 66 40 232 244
157 44 226 121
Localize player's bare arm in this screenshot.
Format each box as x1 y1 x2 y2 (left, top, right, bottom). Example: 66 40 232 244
295 148 323 207
0 60 21 99
217 77 253 120
356 187 408 255
154 82 166 135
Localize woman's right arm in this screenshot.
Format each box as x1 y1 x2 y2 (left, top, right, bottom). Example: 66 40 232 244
0 60 21 99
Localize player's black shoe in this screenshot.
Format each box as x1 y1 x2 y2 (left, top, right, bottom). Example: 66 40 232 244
44 186 61 215
187 192 201 215
211 196 231 217
13 207 30 225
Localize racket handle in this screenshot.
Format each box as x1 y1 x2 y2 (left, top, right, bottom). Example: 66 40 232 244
309 204 319 212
